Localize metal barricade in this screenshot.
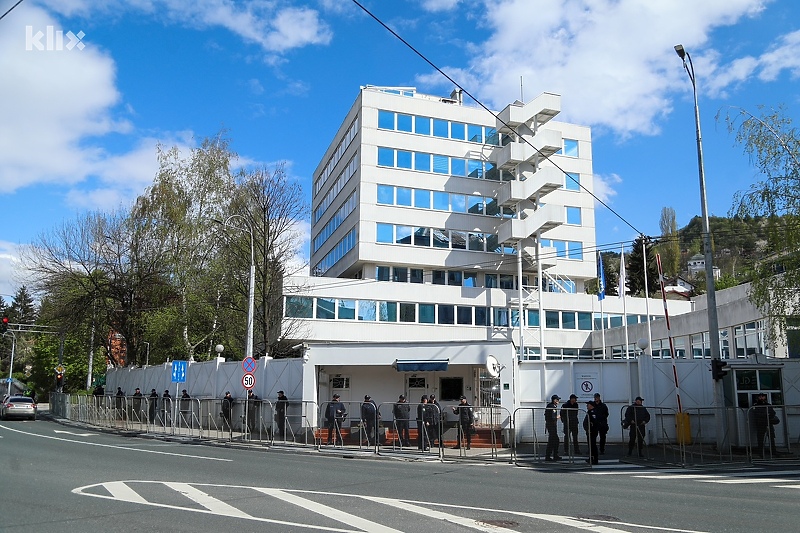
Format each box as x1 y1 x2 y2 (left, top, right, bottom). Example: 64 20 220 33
512 406 590 467
440 405 512 461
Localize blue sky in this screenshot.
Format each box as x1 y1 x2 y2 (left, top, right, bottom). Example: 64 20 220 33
1 0 799 301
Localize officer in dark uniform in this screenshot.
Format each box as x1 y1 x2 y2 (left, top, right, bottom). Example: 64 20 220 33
592 392 610 454
360 394 379 446
752 392 777 457
623 396 650 457
324 393 346 445
452 395 474 449
561 394 581 455
544 394 561 461
275 390 289 440
428 394 442 446
583 401 599 464
393 394 411 447
417 395 430 450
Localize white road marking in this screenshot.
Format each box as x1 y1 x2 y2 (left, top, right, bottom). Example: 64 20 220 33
54 430 95 436
74 481 706 532
636 474 723 480
255 488 404 533
697 477 797 484
0 424 230 461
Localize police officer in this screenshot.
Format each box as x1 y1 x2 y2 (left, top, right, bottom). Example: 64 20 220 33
623 396 650 457
324 393 346 446
452 395 474 450
428 394 442 446
417 395 430 450
275 390 289 440
592 392 610 454
544 394 562 461
583 401 599 464
360 394 379 446
561 394 581 455
393 394 411 447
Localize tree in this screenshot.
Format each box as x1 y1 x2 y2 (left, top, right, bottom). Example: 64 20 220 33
724 105 800 338
657 207 681 277
626 235 660 297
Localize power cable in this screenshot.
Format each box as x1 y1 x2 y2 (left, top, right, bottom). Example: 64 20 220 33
0 0 25 22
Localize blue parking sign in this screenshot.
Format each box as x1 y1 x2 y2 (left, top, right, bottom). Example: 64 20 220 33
171 360 187 383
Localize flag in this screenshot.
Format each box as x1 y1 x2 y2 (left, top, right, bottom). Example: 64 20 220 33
619 246 627 298
597 251 606 301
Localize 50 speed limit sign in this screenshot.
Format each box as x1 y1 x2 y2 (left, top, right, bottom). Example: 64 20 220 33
242 373 256 390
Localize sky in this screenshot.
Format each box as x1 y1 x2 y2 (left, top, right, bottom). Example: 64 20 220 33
1 0 799 302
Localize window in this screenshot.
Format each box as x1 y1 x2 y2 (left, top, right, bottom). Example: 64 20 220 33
408 377 426 388
316 298 336 319
433 119 448 138
567 241 583 260
397 150 412 169
410 269 424 284
485 274 498 288
566 206 581 225
415 152 431 172
485 198 500 216
451 230 467 250
464 272 478 287
397 113 412 132
378 110 394 130
485 162 499 180
375 222 394 243
399 302 416 322
438 305 455 324
578 312 592 330
393 267 408 283
487 234 501 254
330 376 350 389
468 124 483 143
457 306 472 325
379 301 397 322
376 266 390 281
413 227 430 247
499 274 515 290
451 122 465 140
451 194 466 212
396 225 412 245
432 228 450 248
562 311 576 329
378 147 394 166
419 304 435 324
565 172 580 191
468 233 485 251
527 309 540 327
433 155 449 174
440 377 464 401
285 296 313 318
545 310 560 328
562 139 579 157
377 185 394 205
396 187 412 206
358 300 376 321
448 271 463 286
414 189 431 208
415 116 431 135
338 300 356 320
468 196 484 214
493 308 510 327
468 160 483 179
475 307 490 326
432 270 446 285
451 158 466 177
433 191 449 210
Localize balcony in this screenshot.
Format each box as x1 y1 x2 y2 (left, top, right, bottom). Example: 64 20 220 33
491 129 563 169
497 204 564 244
496 92 561 133
496 167 563 207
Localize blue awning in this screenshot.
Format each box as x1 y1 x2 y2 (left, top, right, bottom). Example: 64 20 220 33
393 359 449 372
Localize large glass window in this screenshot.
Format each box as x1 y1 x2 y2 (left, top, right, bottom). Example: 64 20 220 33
377 185 394 205
377 147 394 167
414 189 431 208
468 233 485 251
396 187 412 206
413 227 430 247
451 194 466 213
499 274 515 290
468 196 484 215
546 310 560 328
448 271 463 286
563 139 579 157
393 267 408 283
433 191 449 211
562 311 576 329
487 234 501 253
432 270 446 285
457 306 472 325
485 198 500 216
450 122 465 140
493 308 510 327
415 116 431 135
433 119 449 138
338 299 356 320
451 230 467 250
578 312 593 330
438 305 455 324
485 274 498 288
567 241 583 260
433 154 449 174
415 152 431 172
468 124 483 143
451 158 466 177
285 296 313 318
397 113 412 132
410 268 424 284
395 225 412 245
399 302 416 322
419 304 435 324
527 309 540 327
464 272 478 287
316 298 336 319
379 301 397 322
376 266 390 281
432 229 450 248
376 223 393 243
378 110 394 130
565 172 580 191
468 159 483 178
397 150 412 169
475 307 490 326
566 206 581 225
358 300 376 321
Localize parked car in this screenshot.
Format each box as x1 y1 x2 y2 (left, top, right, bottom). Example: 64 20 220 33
0 395 37 421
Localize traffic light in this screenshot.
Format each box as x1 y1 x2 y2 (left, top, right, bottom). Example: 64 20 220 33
711 359 729 381
56 371 64 389
1 315 8 333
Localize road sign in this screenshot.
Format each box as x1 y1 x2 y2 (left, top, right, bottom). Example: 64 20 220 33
5 377 11 383
242 356 257 373
55 365 65 373
171 360 187 383
242 373 255 390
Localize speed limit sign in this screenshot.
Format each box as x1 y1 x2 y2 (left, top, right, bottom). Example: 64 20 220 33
242 373 255 390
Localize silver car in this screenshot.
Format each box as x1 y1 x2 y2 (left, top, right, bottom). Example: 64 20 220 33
0 395 37 421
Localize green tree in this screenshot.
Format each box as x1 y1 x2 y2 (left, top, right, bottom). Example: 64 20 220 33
627 235 660 297
725 105 800 338
657 207 681 277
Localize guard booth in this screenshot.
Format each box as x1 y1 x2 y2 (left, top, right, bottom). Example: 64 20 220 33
724 362 786 448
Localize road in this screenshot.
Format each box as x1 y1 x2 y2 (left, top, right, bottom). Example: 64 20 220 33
1 417 796 532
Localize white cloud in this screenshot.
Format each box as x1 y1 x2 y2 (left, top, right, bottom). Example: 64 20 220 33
418 0 774 137
593 173 622 206
0 242 22 302
420 0 462 12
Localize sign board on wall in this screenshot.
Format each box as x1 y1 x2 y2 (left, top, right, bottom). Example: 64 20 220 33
575 372 599 402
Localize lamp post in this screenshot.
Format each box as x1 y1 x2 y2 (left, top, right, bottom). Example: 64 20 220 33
4 330 16 396
215 216 255 361
674 44 727 452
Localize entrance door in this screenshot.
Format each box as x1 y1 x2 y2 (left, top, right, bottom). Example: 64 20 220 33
406 375 428 404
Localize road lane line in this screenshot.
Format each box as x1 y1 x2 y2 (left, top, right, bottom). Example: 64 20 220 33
0 424 230 461
104 481 149 504
697 477 797 484
635 474 723 480
165 482 253 518
255 488 404 533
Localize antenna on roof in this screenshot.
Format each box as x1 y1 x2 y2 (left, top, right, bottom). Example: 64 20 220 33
520 75 524 102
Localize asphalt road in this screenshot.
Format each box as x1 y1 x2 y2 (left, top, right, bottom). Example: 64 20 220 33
1 417 797 532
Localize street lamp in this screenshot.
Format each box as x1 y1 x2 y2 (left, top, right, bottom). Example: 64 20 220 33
4 330 17 396
214 216 255 361
675 44 727 451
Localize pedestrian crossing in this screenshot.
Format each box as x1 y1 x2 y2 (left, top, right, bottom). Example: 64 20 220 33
582 467 800 489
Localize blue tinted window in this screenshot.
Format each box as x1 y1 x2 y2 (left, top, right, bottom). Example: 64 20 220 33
567 241 583 260
378 147 394 167
376 223 393 243
545 310 560 328
468 196 483 214
563 139 578 157
432 155 449 174
285 296 313 318
457 306 472 325
395 225 412 245
450 122 465 140
380 301 397 322
527 309 540 327
553 240 566 258
485 162 499 181
433 191 449 211
485 198 499 216
378 110 394 130
397 150 412 169
338 300 356 320
468 124 483 143
468 233 485 251
566 206 581 225
485 274 498 288
486 128 499 146
414 189 430 208
415 152 431 172
419 304 435 324
433 119 449 138
450 158 466 176
438 305 455 324
487 234 500 253
377 185 394 205
448 271 462 286
562 311 576 329
358 300 376 321
578 312 592 330
377 266 390 281
494 308 509 327
565 172 580 191
399 303 415 322
396 187 412 206
432 228 449 248
464 272 478 287
468 160 483 178
415 116 431 135
316 298 335 319
451 194 466 213
475 307 489 326
397 113 412 132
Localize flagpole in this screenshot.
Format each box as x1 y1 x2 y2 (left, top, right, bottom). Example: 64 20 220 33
597 251 607 359
621 245 630 358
